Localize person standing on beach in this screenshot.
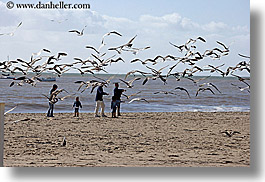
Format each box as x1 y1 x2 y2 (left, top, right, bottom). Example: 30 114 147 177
111 96 118 118
73 96 82 117
114 83 125 116
95 84 108 117
47 84 58 117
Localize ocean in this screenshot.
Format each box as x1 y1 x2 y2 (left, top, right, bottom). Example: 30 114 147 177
0 73 250 113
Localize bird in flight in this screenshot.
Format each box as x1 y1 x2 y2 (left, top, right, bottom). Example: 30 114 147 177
0 22 22 36
69 25 87 36
128 98 149 104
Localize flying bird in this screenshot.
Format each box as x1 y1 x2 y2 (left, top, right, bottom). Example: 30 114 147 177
119 77 141 88
101 31 122 44
4 105 18 115
175 87 191 98
199 82 221 93
0 22 22 36
68 26 87 36
195 87 215 97
128 98 149 104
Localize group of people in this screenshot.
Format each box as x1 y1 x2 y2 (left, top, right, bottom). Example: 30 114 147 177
46 83 125 118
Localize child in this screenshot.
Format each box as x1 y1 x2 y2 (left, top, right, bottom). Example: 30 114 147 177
73 97 82 117
111 96 118 118
47 84 58 117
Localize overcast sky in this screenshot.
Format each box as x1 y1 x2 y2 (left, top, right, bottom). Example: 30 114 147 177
0 0 250 76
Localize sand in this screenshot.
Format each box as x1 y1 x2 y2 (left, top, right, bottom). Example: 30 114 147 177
3 112 250 167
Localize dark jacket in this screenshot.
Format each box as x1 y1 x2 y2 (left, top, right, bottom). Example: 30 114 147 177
114 87 124 100
95 86 108 101
73 101 82 108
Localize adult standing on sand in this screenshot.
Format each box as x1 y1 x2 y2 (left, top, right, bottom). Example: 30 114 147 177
114 83 125 116
47 84 58 117
95 84 108 117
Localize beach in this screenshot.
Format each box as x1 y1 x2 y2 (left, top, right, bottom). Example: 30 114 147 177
3 112 250 167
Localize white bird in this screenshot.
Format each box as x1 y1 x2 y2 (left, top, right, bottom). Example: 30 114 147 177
61 137 66 146
199 82 221 93
128 98 149 104
0 22 22 36
175 87 191 98
119 77 141 88
4 105 18 115
101 31 122 44
122 91 141 99
68 26 87 36
32 48 51 57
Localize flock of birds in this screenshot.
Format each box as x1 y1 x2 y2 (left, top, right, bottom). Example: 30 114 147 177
0 21 250 106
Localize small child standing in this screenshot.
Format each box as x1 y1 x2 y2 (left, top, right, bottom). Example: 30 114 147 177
73 97 82 117
111 96 118 118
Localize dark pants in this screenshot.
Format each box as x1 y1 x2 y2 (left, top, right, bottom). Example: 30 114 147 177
47 103 54 117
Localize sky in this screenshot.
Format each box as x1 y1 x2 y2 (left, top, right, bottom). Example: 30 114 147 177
0 0 250 76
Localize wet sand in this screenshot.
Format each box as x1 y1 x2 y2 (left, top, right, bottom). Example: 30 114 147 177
3 112 250 167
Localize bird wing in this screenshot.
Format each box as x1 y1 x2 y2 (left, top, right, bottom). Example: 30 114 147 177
110 31 122 37
142 77 150 85
4 105 18 115
238 53 250 59
86 46 100 54
209 83 221 93
216 41 228 49
205 88 215 95
128 77 141 85
119 79 129 86
127 35 137 45
197 36 206 42
69 30 80 34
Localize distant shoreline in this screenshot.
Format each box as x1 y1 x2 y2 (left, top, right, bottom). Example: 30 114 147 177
1 72 250 78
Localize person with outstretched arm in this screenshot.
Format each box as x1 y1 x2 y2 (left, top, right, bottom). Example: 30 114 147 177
95 84 109 117
114 83 125 116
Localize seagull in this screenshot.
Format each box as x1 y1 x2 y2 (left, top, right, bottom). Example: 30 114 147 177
68 26 86 36
58 94 76 101
169 42 187 52
57 52 67 60
231 74 250 87
142 76 157 85
175 87 191 98
85 45 100 54
238 54 250 59
231 83 250 93
186 36 206 45
61 137 66 146
153 91 177 95
123 46 151 55
4 105 18 115
32 48 51 57
199 82 221 93
75 80 91 91
186 76 211 85
108 57 125 65
221 130 241 137
122 91 141 99
101 31 122 44
0 22 22 36
195 87 215 97
108 35 137 54
119 77 141 88
125 70 149 79
128 98 149 104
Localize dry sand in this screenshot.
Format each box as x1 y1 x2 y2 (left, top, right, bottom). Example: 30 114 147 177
3 112 250 167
